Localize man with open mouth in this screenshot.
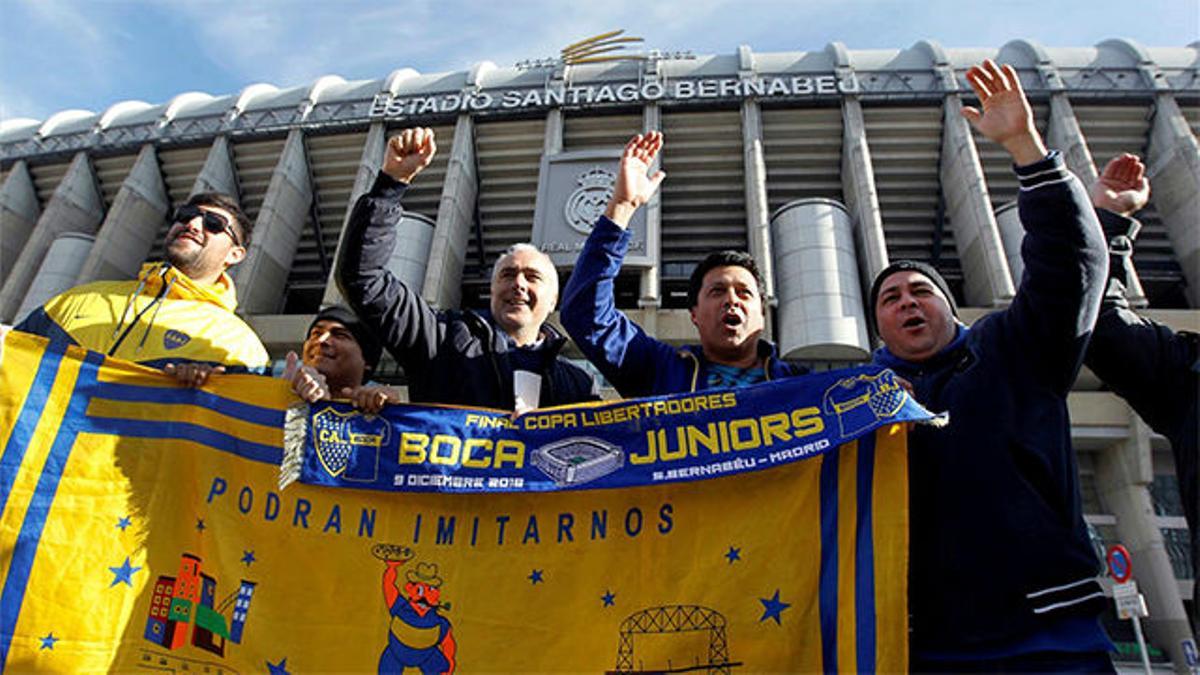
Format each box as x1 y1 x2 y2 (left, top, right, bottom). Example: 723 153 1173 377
869 60 1114 670
561 131 807 397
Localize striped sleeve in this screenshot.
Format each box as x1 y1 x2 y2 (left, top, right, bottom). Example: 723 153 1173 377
1015 150 1072 192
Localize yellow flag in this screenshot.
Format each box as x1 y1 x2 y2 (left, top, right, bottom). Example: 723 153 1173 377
0 330 910 672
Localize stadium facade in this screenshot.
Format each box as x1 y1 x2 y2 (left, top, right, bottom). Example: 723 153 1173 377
0 37 1196 666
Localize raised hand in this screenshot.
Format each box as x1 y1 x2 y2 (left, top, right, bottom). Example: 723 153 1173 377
1090 153 1150 216
282 351 329 403
961 60 1047 166
382 127 437 184
164 362 225 388
605 132 666 228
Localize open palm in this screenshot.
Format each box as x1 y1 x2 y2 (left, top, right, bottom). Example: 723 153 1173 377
612 132 666 209
961 60 1041 162
1091 154 1150 215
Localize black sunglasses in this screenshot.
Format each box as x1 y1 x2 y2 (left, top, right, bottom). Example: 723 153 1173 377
173 205 241 246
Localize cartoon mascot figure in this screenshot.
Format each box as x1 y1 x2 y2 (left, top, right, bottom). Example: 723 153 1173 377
374 544 456 674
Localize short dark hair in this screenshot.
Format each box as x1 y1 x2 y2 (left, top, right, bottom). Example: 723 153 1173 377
687 251 765 308
186 192 252 247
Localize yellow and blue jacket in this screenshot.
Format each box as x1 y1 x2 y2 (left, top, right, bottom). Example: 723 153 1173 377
15 262 269 373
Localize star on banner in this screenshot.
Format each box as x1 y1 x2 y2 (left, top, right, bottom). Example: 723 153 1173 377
528 569 544 585
267 657 290 675
108 557 142 587
241 550 256 566
195 518 206 532
759 589 791 625
116 516 132 531
725 546 741 564
39 632 59 650
601 590 616 606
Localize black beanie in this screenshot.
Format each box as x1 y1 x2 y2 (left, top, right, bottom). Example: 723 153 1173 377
308 305 383 371
867 260 959 336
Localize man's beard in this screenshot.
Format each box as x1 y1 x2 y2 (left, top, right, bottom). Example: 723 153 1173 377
165 238 207 277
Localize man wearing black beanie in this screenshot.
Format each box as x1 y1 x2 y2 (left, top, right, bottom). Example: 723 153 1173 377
284 304 399 413
867 259 959 357
869 60 1113 670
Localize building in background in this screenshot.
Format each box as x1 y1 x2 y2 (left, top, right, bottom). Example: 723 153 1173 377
1 37 1196 669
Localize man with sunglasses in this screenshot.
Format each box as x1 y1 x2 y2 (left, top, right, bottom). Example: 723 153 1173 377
16 192 268 384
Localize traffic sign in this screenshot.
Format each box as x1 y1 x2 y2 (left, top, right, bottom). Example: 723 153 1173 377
1107 544 1133 583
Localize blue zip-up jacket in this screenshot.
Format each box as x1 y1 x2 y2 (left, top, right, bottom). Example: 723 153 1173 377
873 151 1110 653
561 216 807 396
335 173 597 410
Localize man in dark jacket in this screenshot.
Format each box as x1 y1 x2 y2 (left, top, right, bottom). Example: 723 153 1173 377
869 60 1113 669
1084 153 1197 630
283 304 408 414
561 132 806 397
335 128 596 411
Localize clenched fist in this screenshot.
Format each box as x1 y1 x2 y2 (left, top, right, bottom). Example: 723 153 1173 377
383 127 437 184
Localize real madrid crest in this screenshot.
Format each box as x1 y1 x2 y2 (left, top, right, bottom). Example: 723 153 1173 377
564 166 616 235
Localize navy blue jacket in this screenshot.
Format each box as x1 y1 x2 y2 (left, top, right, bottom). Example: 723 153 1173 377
561 216 807 397
872 152 1110 652
335 173 597 410
1086 209 1198 623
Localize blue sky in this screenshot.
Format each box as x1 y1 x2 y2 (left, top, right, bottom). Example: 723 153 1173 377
1 0 1197 123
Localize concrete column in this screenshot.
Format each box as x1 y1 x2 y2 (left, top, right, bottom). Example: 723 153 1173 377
539 107 570 320
639 103 662 312
76 144 170 284
0 152 104 322
1146 94 1200 308
421 114 477 310
0 160 41 287
191 135 240 200
940 97 1015 306
16 233 95 323
232 128 313 315
1097 413 1194 672
741 99 774 303
543 108 563 155
840 98 889 298
828 41 886 313
322 122 387 306
1046 94 1099 187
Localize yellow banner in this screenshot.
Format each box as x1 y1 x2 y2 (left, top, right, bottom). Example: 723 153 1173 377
0 330 908 672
